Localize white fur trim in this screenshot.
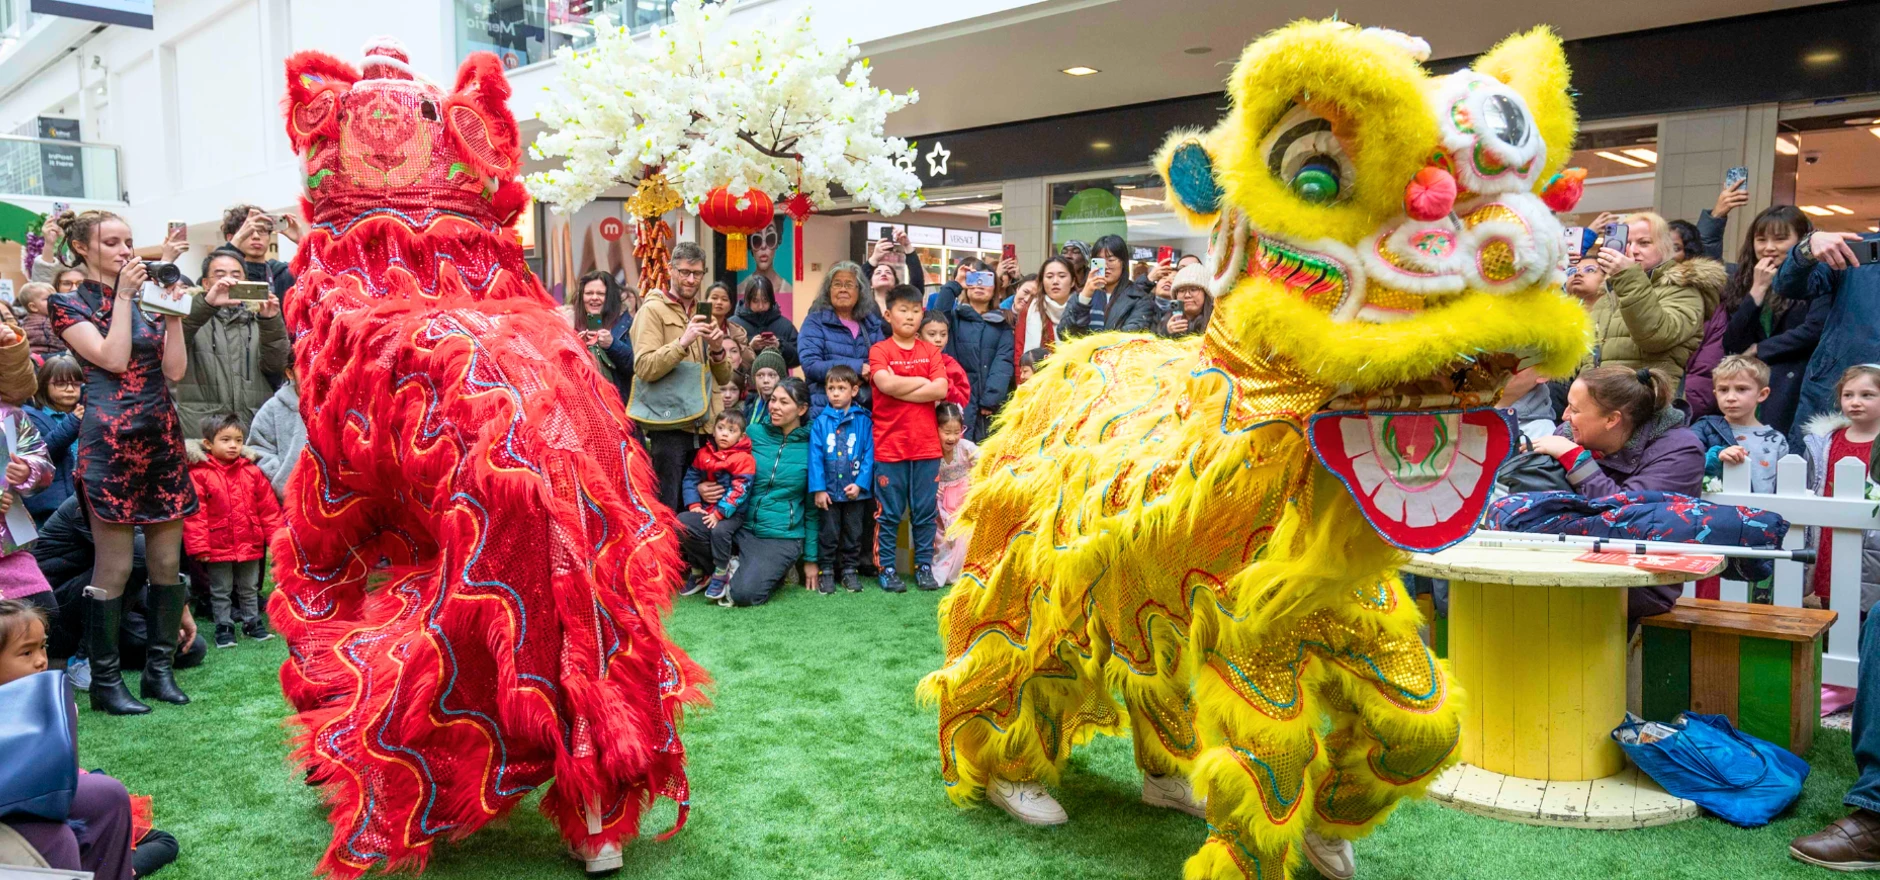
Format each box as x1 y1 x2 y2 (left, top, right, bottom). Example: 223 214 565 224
1208 207 1249 300
1361 28 1432 62
1433 72 1547 196
1359 216 1469 295
1457 193 1562 293
1804 412 1852 439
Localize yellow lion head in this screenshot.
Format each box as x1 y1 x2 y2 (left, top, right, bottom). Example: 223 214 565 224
1156 21 1590 402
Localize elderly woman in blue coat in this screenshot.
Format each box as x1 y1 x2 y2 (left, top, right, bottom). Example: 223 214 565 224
797 261 885 411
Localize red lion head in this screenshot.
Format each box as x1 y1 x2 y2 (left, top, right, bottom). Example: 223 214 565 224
284 39 528 234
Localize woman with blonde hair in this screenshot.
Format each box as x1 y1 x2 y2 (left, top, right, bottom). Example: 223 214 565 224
1580 210 1726 383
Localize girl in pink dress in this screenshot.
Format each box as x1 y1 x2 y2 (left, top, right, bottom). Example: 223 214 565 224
933 403 979 586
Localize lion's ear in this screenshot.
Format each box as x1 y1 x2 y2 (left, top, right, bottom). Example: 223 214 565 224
443 52 521 179
283 51 358 154
1472 27 1576 178
1155 130 1224 228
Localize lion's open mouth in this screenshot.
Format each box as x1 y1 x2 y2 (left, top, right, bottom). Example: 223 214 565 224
1306 352 1523 552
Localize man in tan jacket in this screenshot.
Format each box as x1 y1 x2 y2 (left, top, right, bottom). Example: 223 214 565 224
632 240 732 513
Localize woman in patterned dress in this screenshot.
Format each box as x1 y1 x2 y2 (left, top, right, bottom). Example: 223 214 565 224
48 210 198 716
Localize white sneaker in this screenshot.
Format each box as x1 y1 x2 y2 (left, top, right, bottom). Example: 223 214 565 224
1141 773 1205 818
986 777 1068 826
583 841 622 875
1302 829 1355 880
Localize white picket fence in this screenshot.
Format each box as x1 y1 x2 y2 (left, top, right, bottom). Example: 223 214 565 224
1702 454 1879 688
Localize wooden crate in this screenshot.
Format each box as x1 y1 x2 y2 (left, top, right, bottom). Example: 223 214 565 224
1640 598 1836 755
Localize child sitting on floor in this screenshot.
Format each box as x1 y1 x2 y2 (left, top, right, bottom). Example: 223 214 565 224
679 412 755 601
183 413 284 648
1693 354 1789 493
931 402 979 587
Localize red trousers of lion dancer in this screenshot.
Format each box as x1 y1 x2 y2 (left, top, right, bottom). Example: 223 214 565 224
269 220 706 878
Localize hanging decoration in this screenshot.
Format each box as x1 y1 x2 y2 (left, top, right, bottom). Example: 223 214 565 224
524 0 924 226
635 218 675 295
781 190 813 286
699 186 774 271
625 172 683 222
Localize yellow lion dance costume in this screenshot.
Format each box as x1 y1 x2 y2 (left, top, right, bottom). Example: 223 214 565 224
920 21 1595 880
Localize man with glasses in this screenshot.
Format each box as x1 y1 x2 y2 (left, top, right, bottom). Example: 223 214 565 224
631 240 732 512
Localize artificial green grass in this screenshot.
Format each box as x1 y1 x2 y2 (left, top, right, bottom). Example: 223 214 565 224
80 585 1859 879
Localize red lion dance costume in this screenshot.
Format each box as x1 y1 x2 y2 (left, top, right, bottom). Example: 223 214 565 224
267 40 706 878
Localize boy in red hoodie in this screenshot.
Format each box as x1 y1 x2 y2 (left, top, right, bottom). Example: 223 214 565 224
919 311 972 410
184 413 284 648
678 411 756 600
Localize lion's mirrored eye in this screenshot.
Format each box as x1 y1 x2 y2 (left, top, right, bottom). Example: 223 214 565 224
420 100 440 122
1480 93 1529 149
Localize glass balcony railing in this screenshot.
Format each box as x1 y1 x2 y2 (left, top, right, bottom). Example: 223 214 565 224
453 0 680 70
0 135 122 202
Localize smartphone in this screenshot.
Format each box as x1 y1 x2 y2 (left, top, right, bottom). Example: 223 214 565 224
1723 166 1748 190
1002 243 1017 263
1088 260 1105 280
1561 226 1596 260
228 281 272 307
1597 222 1629 254
1859 239 1880 266
51 202 69 217
965 271 995 288
1156 246 1174 263
167 220 186 240
693 300 713 318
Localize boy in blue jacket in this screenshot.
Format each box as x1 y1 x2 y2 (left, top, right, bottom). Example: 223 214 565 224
810 365 874 593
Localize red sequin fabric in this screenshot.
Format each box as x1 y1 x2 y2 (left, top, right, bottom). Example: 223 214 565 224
269 43 706 879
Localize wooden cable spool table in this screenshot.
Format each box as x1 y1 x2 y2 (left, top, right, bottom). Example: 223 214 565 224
1405 543 1720 828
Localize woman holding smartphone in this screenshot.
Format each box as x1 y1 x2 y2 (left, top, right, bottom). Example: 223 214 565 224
1061 234 1167 336
566 270 635 406
47 209 198 716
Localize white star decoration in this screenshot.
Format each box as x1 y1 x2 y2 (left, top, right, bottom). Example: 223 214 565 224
895 148 917 174
926 141 951 177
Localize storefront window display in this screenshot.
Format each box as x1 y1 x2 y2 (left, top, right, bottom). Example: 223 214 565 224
453 0 677 69
1049 172 1204 264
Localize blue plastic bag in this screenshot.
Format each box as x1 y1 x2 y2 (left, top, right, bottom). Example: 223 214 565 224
1613 712 1808 827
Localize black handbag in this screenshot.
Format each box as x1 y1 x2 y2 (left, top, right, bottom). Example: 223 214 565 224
1495 435 1573 494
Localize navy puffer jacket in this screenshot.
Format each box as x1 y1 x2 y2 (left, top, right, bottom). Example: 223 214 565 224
798 307 886 410
932 282 1015 441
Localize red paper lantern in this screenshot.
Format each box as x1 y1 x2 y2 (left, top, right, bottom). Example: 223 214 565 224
700 185 774 271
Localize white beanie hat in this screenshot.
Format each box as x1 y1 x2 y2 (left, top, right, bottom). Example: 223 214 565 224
1171 263 1211 294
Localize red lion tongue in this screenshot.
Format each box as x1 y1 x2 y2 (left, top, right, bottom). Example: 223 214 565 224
1308 408 1516 552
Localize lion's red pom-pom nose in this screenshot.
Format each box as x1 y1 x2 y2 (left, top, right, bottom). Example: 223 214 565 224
1404 165 1458 222
1541 168 1587 213
360 37 415 80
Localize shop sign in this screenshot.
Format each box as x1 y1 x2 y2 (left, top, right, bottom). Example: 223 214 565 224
31 0 153 28
944 228 979 249
906 225 944 246
598 216 625 241
979 232 1002 251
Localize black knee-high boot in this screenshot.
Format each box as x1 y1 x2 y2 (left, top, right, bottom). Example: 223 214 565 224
86 592 151 716
140 582 191 705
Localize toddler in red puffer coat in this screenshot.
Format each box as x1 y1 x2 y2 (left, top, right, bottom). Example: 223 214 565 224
183 413 284 649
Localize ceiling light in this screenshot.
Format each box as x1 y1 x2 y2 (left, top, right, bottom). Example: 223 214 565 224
1061 66 1100 76
1115 183 1136 189
1777 137 1799 155
1869 226 1878 233
1799 205 1834 216
1846 117 1875 125
1183 46 1213 55
1595 150 1649 169
1829 205 1856 214
1091 141 1112 150
1621 148 1658 163
1804 49 1843 66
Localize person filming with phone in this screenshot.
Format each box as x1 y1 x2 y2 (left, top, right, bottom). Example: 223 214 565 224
173 251 290 431
1580 211 1724 385
211 204 299 319
1764 227 1880 445
630 241 733 513
1061 234 1166 336
44 209 198 716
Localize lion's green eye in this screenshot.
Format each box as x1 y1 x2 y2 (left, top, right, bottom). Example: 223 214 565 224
1291 159 1341 204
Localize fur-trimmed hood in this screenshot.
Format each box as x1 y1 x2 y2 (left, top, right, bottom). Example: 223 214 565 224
1658 256 1728 316
1803 412 1853 439
186 442 261 466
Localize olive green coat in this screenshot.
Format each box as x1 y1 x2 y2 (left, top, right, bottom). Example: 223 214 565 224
1580 257 1726 382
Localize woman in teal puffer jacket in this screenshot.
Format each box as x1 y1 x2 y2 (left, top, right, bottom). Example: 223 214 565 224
723 377 821 607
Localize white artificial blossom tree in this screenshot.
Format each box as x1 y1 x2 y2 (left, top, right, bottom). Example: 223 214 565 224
525 0 924 216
